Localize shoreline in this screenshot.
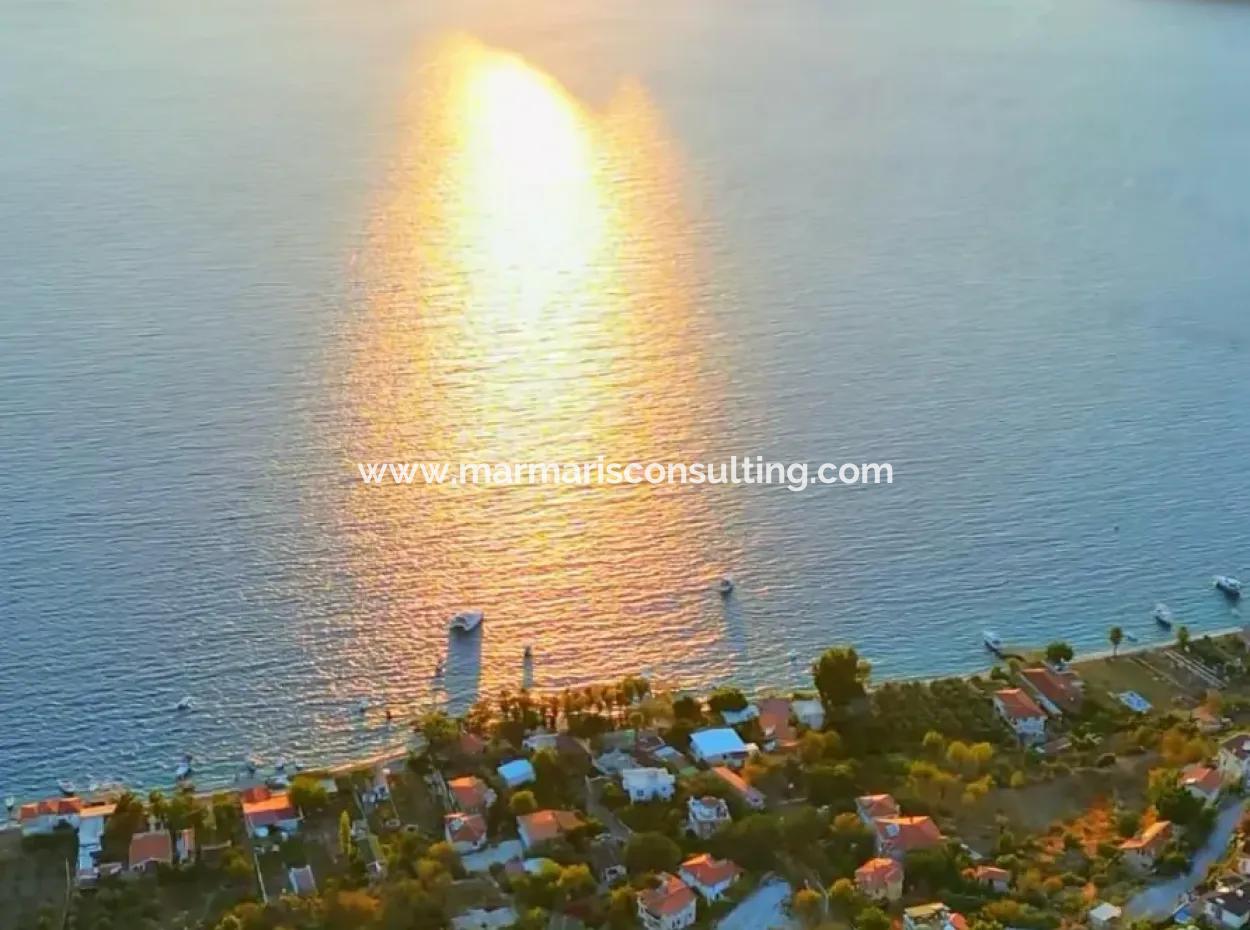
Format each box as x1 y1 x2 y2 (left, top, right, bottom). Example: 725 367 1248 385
6 624 1245 813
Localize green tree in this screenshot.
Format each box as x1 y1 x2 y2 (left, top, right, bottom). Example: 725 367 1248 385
557 863 596 900
1109 626 1124 658
672 694 703 722
290 775 329 813
420 710 459 751
1045 641 1074 664
792 888 825 927
708 686 749 715
338 809 353 858
812 647 871 713
857 906 892 930
624 832 681 875
510 790 538 816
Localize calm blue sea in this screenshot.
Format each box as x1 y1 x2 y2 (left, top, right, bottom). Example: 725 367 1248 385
3 0 1250 799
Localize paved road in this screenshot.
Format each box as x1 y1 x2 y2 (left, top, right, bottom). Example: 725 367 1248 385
1125 798 1247 920
717 879 798 930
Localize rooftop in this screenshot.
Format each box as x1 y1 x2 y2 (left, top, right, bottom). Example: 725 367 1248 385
638 872 695 916
689 728 748 758
680 852 741 888
855 857 903 887
994 688 1045 720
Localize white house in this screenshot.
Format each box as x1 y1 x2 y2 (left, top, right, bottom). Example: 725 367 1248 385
1219 734 1250 789
689 728 750 768
679 853 741 901
637 872 697 930
992 689 1047 743
496 758 536 788
620 768 676 803
1088 902 1122 930
686 795 732 839
1205 878 1250 930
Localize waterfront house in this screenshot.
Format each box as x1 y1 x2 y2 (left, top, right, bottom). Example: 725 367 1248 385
1181 764 1224 806
129 828 173 872
686 795 732 839
1119 820 1173 872
18 796 83 836
1020 665 1084 715
522 731 559 753
720 705 758 726
791 698 825 730
445 813 489 854
970 864 1011 892
856 793 901 826
449 775 497 814
855 857 904 902
757 697 798 751
1219 734 1250 788
1206 877 1250 929
992 689 1047 743
679 853 741 901
587 836 626 886
710 766 766 810
1088 902 1122 930
366 764 392 804
288 864 317 896
636 872 697 930
241 786 302 838
517 809 584 851
903 903 967 930
497 758 537 789
689 728 750 768
620 768 676 803
75 801 115 884
874 815 945 860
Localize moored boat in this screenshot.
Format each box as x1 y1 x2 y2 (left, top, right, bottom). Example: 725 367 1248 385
1215 576 1243 598
983 630 1004 654
449 610 484 633
1153 603 1174 628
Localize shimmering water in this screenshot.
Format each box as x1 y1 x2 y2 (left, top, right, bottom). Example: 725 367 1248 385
4 0 1250 798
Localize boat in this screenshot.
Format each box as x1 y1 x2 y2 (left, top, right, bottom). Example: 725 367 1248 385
266 774 290 790
523 645 534 660
273 758 288 773
356 698 370 715
244 756 260 775
174 695 193 711
174 755 193 781
1153 603 1174 628
57 779 76 796
983 630 1004 654
718 576 735 596
449 610 484 633
1215 576 1243 598
433 656 445 677
4 795 15 811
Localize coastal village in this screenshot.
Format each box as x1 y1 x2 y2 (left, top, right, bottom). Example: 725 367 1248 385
9 626 1250 930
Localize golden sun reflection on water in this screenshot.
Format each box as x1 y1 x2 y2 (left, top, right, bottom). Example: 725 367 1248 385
340 36 736 709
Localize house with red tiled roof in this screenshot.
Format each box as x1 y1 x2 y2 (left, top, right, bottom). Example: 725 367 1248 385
636 872 696 930
1120 820 1173 872
1020 666 1084 715
444 812 488 854
241 786 302 838
1181 764 1224 806
993 689 1047 743
448 775 496 814
856 794 901 826
874 815 945 860
757 698 798 751
517 810 584 851
129 829 173 872
17 797 84 836
711 766 765 810
679 853 741 901
855 857 904 902
970 864 1011 892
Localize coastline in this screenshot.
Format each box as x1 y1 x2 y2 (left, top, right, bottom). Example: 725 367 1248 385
8 622 1244 812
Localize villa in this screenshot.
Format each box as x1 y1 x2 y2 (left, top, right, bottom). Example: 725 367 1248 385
855 857 904 902
1181 764 1224 806
1219 734 1250 789
620 767 677 803
1120 820 1173 872
448 775 497 814
497 758 537 788
993 689 1047 743
970 864 1011 892
686 795 732 839
517 809 584 851
241 786 302 839
710 765 765 810
444 812 489 854
1019 665 1084 715
757 697 798 751
856 793 901 826
129 828 173 872
679 853 741 901
874 815 944 860
636 872 697 930
689 728 750 768
18 796 83 836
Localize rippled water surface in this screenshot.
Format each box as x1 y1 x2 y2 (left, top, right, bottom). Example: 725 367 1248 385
4 0 1250 796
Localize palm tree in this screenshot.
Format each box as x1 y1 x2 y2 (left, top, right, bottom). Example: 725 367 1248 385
1109 626 1124 658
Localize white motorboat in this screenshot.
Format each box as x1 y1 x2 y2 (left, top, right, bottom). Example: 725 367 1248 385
57 779 76 796
449 610 484 633
4 795 15 811
718 575 735 596
174 755 193 781
175 695 193 711
1153 603 1174 628
1215 576 1243 598
356 698 370 715
983 630 1005 654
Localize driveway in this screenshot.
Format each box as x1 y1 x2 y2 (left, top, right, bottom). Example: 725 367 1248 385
1126 798 1247 920
717 879 798 930
462 840 524 873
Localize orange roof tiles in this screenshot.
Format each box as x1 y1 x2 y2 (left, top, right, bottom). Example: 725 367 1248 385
681 853 741 888
638 873 696 916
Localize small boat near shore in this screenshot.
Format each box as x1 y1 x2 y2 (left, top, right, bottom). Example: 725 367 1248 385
983 630 1004 654
449 610 484 633
1153 603 1174 629
175 695 193 712
1215 576 1243 598
718 576 735 597
57 779 76 796
174 755 193 781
